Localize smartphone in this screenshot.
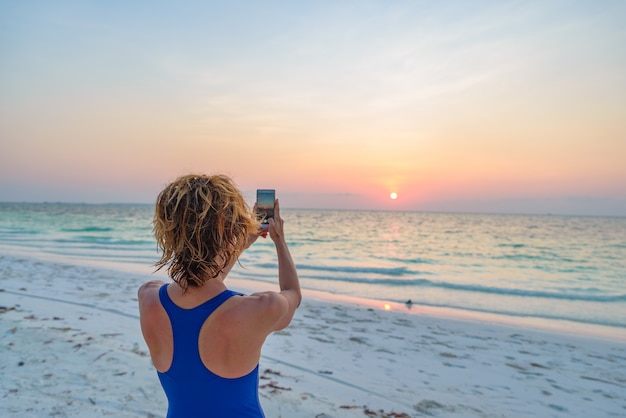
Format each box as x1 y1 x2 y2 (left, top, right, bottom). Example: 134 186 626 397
256 189 275 224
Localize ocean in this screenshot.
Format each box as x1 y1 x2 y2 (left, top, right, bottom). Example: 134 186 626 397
1 202 625 333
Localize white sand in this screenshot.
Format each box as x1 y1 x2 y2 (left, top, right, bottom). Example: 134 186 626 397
1 251 625 417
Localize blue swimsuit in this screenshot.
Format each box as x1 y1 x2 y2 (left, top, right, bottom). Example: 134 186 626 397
157 284 265 418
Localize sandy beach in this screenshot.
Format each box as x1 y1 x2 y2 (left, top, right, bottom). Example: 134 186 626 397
1 252 626 417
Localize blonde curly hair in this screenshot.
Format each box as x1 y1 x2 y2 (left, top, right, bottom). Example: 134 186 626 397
153 174 259 290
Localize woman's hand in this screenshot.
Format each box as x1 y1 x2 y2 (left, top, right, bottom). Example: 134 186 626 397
243 203 264 249
268 199 284 242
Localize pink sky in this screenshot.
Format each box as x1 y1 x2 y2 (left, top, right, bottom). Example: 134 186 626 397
1 1 625 215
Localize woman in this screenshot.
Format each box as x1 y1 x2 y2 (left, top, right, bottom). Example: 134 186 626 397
138 174 301 417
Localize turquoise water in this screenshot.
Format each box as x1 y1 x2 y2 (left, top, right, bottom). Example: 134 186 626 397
1 202 625 330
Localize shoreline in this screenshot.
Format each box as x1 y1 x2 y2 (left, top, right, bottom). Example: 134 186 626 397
1 245 624 343
229 276 626 344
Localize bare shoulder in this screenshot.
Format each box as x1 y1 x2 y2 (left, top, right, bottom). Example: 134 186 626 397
137 280 169 343
247 291 288 312
137 280 166 311
137 280 172 372
237 290 299 332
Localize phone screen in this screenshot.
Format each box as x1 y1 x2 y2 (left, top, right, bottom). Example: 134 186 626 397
256 189 275 223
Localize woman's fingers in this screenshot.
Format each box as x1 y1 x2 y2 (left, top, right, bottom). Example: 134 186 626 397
273 199 280 220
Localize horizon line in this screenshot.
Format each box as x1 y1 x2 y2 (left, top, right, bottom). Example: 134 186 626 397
1 200 624 219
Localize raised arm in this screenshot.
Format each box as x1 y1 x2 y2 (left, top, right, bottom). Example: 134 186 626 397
274 205 301 324
254 199 301 331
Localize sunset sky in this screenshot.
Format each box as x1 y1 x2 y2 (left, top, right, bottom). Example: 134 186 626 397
1 1 625 215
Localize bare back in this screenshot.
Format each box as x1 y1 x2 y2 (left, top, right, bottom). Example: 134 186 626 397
138 280 298 378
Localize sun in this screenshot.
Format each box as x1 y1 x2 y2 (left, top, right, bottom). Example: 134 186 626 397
390 192 398 200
